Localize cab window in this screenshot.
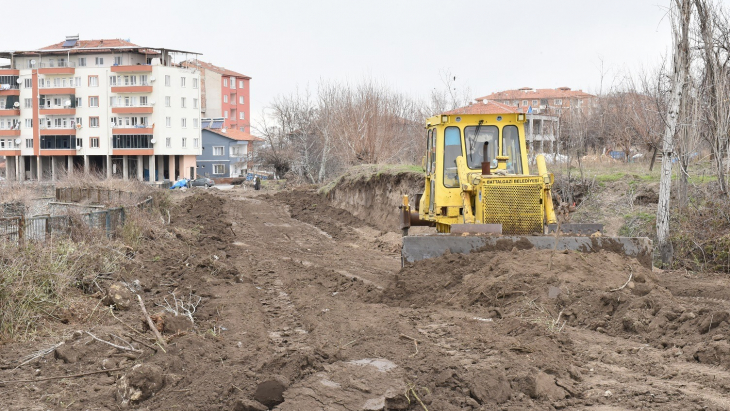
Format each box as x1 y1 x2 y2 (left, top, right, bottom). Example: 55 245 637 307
502 125 523 174
464 125 498 169
443 126 462 187
426 129 432 173
430 128 437 175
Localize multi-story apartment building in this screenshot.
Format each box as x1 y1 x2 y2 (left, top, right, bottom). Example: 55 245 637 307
182 60 251 132
0 36 202 182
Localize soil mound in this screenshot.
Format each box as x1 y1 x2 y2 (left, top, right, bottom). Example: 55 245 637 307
271 188 366 239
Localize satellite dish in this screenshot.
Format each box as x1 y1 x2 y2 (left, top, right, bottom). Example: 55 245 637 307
16 79 22 84
13 102 19 108
150 138 156 144
14 138 20 144
30 59 36 64
149 76 156 82
149 100 155 106
64 100 71 107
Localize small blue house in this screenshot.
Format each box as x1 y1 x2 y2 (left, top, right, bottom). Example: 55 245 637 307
198 121 263 178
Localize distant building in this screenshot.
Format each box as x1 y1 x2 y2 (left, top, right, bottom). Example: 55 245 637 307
475 87 596 152
182 60 251 132
0 35 202 182
198 119 263 178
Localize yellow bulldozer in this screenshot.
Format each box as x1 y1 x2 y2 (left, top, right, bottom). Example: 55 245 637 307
400 102 652 266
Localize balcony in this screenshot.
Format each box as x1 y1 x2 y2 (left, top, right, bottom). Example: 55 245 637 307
0 149 21 156
111 65 153 73
39 87 76 95
39 126 76 136
112 105 153 114
40 108 76 116
0 109 20 116
0 85 20 96
0 129 21 136
111 85 152 93
112 126 153 135
38 61 76 75
0 69 19 76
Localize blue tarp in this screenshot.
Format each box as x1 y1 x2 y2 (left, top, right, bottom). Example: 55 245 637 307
170 179 189 189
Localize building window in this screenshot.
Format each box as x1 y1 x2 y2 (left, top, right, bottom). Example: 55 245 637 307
23 98 32 108
113 56 122 66
192 78 198 89
239 126 245 132
181 77 186 87
76 138 83 148
182 137 187 148
239 112 245 120
165 96 171 107
193 138 199 148
181 97 186 108
193 98 198 109
78 57 86 67
25 119 32 128
25 138 33 148
230 78 236 89
532 100 538 105
90 137 99 148
140 96 148 106
521 100 527 106
239 96 244 104
239 80 244 88
88 76 98 87
23 79 31 88
75 117 82 126
166 137 171 148
181 118 187 128
75 97 82 107
213 164 225 174
554 99 562 105
166 117 171 127
89 96 99 107
213 146 224 156
165 75 170 86
74 77 81 87
223 95 228 103
224 110 228 118
95 57 104 66
223 78 228 87
193 118 198 128
89 117 99 128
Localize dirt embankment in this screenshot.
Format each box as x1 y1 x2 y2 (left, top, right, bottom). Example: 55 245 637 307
323 165 424 233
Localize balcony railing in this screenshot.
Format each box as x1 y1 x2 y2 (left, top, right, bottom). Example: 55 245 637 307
39 61 77 68
112 124 151 129
0 84 19 90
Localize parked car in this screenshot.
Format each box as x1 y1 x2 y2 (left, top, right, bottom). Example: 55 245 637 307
188 177 215 188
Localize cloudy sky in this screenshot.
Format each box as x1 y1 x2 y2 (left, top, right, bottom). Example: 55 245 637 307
3 0 672 127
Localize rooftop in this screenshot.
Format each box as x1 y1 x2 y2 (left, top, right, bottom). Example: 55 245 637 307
0 36 200 59
182 60 251 79
203 127 263 142
442 100 521 115
476 87 595 102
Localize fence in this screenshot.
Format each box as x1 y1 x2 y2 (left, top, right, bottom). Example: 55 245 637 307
0 197 152 245
55 187 142 204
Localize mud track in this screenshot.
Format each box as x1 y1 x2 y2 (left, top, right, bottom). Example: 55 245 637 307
1 187 730 410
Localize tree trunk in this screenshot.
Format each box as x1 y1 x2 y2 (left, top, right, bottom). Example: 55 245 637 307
657 0 691 267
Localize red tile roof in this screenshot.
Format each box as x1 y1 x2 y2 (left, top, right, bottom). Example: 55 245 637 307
204 128 263 142
442 101 521 115
182 60 251 79
40 38 140 50
476 87 594 102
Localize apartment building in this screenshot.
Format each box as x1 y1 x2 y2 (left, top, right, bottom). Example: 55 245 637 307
0 36 203 182
182 60 251 132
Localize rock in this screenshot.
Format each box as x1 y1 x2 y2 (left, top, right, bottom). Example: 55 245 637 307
117 363 165 404
384 388 409 410
103 282 133 310
698 311 730 333
678 311 696 322
713 334 725 341
162 315 194 334
515 370 567 400
568 365 583 382
233 398 268 411
54 344 77 364
362 396 385 410
254 378 288 408
467 368 511 404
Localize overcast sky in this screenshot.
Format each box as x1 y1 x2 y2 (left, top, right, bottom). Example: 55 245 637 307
4 0 672 128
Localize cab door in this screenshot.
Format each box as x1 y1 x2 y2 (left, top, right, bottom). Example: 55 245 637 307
428 129 437 214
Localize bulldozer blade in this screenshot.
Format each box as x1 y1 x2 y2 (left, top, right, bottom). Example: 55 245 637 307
402 235 653 268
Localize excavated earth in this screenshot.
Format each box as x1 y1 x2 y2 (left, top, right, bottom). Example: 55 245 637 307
2 182 730 410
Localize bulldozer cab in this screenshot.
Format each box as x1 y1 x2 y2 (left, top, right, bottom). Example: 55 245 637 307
419 109 531 232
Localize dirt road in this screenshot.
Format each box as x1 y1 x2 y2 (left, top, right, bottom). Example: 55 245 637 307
1 187 730 410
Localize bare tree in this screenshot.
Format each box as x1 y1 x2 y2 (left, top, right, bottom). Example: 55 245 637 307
657 0 692 266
